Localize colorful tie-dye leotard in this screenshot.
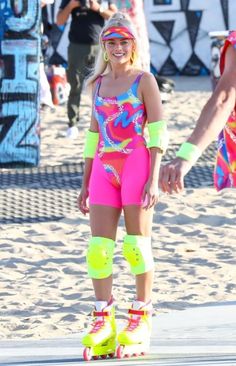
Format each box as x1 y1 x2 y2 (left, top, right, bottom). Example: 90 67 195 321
214 30 236 190
89 72 150 208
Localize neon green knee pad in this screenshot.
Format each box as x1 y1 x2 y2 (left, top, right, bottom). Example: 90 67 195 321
87 237 115 279
122 235 154 275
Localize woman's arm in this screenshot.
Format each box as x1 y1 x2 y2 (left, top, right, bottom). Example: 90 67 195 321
78 80 99 214
81 115 99 188
140 73 165 208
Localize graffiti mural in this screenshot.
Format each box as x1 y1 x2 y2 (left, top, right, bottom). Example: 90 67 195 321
145 0 236 75
0 0 41 166
44 0 236 76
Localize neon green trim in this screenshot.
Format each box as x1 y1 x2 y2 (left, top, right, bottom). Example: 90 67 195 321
148 120 166 133
122 235 154 275
147 121 169 153
176 142 201 163
87 237 115 279
83 130 99 159
82 336 116 354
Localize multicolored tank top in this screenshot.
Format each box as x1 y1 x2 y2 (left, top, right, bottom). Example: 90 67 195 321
214 30 236 191
94 72 147 188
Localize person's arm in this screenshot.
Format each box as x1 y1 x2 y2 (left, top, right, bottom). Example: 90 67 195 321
159 44 236 194
77 114 99 215
140 72 165 209
88 0 117 19
56 0 80 26
77 82 99 215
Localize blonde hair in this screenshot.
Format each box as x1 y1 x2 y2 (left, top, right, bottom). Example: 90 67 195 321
85 12 141 93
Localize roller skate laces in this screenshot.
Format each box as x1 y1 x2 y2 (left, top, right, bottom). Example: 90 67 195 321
125 309 150 332
86 310 113 341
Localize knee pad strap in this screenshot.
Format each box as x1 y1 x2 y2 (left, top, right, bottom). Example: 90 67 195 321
122 235 154 275
87 236 115 279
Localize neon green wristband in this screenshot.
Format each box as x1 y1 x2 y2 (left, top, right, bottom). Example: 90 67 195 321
83 130 99 159
147 120 169 153
176 142 201 163
148 120 167 133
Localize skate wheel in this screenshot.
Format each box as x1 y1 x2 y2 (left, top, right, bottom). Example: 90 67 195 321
101 354 107 359
83 347 92 361
133 353 138 357
141 352 146 356
108 353 115 358
116 345 125 359
92 356 99 360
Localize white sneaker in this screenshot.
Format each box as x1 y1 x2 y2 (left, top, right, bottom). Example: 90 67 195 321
66 126 79 139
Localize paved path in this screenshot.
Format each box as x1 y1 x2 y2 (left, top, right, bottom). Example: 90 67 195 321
1 302 236 365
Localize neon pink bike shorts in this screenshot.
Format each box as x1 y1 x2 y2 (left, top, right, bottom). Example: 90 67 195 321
89 147 150 208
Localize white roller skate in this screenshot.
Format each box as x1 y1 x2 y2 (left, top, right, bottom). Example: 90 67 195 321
82 299 116 361
116 300 152 359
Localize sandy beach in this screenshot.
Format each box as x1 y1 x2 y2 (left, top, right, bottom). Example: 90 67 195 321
0 76 236 340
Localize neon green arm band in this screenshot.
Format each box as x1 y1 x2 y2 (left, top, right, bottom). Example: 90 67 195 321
176 142 202 163
147 120 169 153
83 130 99 159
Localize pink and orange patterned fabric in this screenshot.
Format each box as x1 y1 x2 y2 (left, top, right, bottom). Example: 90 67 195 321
93 73 147 188
101 26 134 41
214 30 236 190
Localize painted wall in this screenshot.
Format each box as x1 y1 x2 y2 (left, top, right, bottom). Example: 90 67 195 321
0 0 41 166
45 0 236 75
145 0 236 75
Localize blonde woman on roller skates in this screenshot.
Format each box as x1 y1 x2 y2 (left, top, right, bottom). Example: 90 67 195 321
77 12 168 361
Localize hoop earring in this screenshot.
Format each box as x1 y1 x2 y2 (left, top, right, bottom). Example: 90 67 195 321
130 51 136 65
103 51 109 62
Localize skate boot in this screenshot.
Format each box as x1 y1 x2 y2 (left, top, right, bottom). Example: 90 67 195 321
82 298 116 361
116 300 152 358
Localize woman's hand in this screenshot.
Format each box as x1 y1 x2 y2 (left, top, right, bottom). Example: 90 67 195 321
142 180 159 210
77 185 89 215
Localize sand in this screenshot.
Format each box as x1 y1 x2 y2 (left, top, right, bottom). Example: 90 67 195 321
0 76 235 340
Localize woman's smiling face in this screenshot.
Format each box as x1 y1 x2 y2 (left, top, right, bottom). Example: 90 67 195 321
104 38 134 65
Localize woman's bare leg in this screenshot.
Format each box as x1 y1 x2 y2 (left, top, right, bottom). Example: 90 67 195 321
89 204 121 302
123 205 154 303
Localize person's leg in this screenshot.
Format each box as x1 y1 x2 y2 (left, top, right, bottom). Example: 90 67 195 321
117 147 154 352
82 206 121 355
82 154 122 353
117 206 154 353
86 44 100 75
89 204 121 302
123 205 154 302
66 43 88 128
120 146 154 302
67 43 99 128
88 154 123 301
39 62 54 109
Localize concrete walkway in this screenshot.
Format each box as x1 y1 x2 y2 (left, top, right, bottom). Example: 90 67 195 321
1 302 236 365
